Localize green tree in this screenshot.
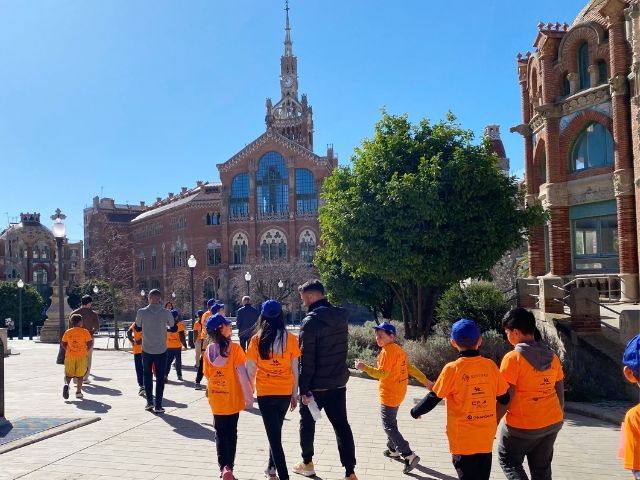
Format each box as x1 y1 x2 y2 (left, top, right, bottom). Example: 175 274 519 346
435 283 509 333
318 111 544 338
0 281 45 332
69 279 117 318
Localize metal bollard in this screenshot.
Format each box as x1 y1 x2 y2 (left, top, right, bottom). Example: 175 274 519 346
29 323 33 341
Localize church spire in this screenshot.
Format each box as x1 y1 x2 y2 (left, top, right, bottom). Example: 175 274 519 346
284 0 293 56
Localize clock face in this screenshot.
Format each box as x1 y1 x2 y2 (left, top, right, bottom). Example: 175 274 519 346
283 75 294 88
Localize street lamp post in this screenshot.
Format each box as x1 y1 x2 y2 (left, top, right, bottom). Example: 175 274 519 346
51 209 66 342
17 279 24 340
93 285 99 295
140 289 146 308
244 272 251 296
188 255 197 324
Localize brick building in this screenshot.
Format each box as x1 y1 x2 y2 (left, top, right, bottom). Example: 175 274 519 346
84 5 335 313
513 0 640 305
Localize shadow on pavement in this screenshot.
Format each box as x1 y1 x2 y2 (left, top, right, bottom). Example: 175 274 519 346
66 399 112 414
83 384 123 396
157 413 214 440
408 465 458 480
88 374 112 381
564 412 620 430
161 398 188 409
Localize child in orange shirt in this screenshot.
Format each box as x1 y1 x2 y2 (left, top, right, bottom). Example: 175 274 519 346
196 300 224 390
61 314 93 400
246 300 300 480
203 313 253 480
498 308 564 480
355 321 431 474
411 319 510 480
127 321 145 396
621 334 640 479
166 309 187 381
193 309 204 367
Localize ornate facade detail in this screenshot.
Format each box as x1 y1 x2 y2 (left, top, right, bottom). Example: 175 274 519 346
535 103 562 118
560 100 612 131
560 84 611 116
613 168 635 196
610 73 629 96
538 182 568 208
566 172 615 205
529 114 545 132
510 124 532 137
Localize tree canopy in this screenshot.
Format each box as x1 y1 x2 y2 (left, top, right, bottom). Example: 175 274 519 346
0 281 45 331
317 111 544 338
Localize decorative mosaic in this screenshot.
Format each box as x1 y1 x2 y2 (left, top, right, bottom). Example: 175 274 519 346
0 417 78 446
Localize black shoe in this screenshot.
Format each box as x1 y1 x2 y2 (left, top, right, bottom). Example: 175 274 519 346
62 385 69 400
138 387 146 397
177 376 183 381
145 403 154 411
403 453 420 474
154 406 165 414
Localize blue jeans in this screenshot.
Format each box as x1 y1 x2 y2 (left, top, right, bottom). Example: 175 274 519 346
142 351 167 407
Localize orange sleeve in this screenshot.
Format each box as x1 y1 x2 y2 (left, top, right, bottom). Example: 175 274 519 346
61 330 70 343
624 408 640 470
496 364 509 396
552 355 564 381
289 333 301 359
246 337 258 362
178 323 185 333
500 351 519 385
377 349 390 371
202 355 211 379
432 364 455 399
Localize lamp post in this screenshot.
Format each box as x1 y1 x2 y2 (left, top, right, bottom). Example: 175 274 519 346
17 279 24 340
140 289 146 309
93 285 99 295
188 255 197 324
244 272 251 296
51 209 66 342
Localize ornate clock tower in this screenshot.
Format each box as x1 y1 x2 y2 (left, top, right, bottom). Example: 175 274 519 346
265 1 314 150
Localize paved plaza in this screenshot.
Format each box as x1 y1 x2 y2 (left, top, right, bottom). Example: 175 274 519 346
1 339 628 480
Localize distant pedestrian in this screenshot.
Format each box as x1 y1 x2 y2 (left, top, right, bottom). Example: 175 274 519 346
411 319 510 480
195 301 224 390
164 302 174 311
236 296 259 351
247 300 300 480
70 295 99 383
61 314 93 400
203 313 253 480
355 321 431 474
166 309 187 381
294 279 358 480
621 334 640 479
135 289 175 414
497 308 564 480
127 321 145 396
193 308 204 367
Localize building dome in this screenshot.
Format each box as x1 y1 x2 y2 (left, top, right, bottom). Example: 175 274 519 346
572 0 609 27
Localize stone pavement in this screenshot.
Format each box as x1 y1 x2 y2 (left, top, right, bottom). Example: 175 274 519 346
1 339 629 480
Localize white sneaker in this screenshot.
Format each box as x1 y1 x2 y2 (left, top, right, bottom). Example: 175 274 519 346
264 467 278 479
292 461 315 477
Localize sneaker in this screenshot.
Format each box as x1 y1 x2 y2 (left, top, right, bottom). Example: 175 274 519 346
195 383 204 390
345 475 358 480
383 448 402 459
154 406 165 414
62 385 69 400
138 387 146 397
221 466 234 480
75 391 84 399
177 376 183 381
292 462 315 477
403 453 420 474
145 403 154 411
264 467 278 479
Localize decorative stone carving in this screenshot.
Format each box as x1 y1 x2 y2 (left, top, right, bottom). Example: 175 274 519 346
560 101 612 131
560 84 611 117
510 124 532 137
538 182 568 208
535 103 562 118
529 114 545 132
566 172 615 205
613 168 635 196
567 72 578 94
610 73 629 96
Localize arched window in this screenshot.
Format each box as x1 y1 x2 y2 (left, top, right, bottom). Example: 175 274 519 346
597 60 608 85
257 152 289 216
296 169 317 214
571 123 614 171
230 174 249 218
563 75 571 97
578 43 590 90
33 267 48 284
41 246 49 259
32 246 40 259
299 229 317 264
260 229 287 262
203 277 216 300
207 241 222 266
540 150 547 185
232 233 248 265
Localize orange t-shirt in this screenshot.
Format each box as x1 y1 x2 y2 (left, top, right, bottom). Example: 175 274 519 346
432 355 509 455
623 404 640 471
377 343 410 408
199 311 212 341
167 321 185 349
193 319 202 339
62 327 92 358
203 342 247 415
246 332 301 397
129 322 143 354
500 349 564 429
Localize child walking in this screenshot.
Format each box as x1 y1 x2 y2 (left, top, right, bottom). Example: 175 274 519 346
203 313 253 480
246 300 300 480
193 308 204 367
196 301 224 390
620 334 640 479
497 308 564 480
411 319 510 480
166 309 187 381
127 321 145 396
61 314 93 400
355 321 431 474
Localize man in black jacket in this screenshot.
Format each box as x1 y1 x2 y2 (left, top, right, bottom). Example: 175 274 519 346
293 280 358 480
235 296 259 351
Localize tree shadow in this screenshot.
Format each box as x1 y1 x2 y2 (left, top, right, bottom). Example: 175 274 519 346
66 399 112 414
156 413 215 440
407 465 458 480
82 384 123 396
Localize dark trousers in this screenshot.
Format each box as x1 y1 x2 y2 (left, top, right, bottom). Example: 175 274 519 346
142 351 167 407
214 413 239 471
452 453 492 480
195 353 204 383
258 395 291 480
300 387 356 476
381 404 411 456
239 336 250 352
166 348 182 378
133 353 144 388
498 427 558 480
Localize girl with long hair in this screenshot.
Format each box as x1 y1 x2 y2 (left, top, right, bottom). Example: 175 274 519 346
246 300 300 480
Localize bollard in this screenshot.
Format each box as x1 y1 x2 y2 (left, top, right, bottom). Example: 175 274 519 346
29 322 33 341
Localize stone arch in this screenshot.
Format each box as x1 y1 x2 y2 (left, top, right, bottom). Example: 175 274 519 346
559 110 614 168
230 230 250 265
533 138 547 193
557 23 608 73
298 228 318 263
258 228 288 262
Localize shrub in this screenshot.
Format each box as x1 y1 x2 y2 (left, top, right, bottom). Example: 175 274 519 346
435 282 509 333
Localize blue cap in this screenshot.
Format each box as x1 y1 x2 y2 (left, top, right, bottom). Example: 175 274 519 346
210 303 224 315
623 334 640 376
206 313 231 334
197 309 204 317
261 299 282 319
170 309 178 319
373 321 396 336
206 298 216 308
451 319 481 348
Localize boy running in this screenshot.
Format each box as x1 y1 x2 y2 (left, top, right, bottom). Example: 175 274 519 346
61 314 93 400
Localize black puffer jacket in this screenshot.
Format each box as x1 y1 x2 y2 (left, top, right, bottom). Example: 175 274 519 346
298 298 350 394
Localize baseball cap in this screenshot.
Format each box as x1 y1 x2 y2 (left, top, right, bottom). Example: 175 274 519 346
206 313 231 334
451 319 481 348
197 309 204 318
170 309 178 318
206 298 217 308
261 300 282 319
373 321 396 336
210 303 224 315
623 334 640 376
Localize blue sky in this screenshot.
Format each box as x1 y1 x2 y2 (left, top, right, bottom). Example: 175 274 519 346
0 0 587 242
